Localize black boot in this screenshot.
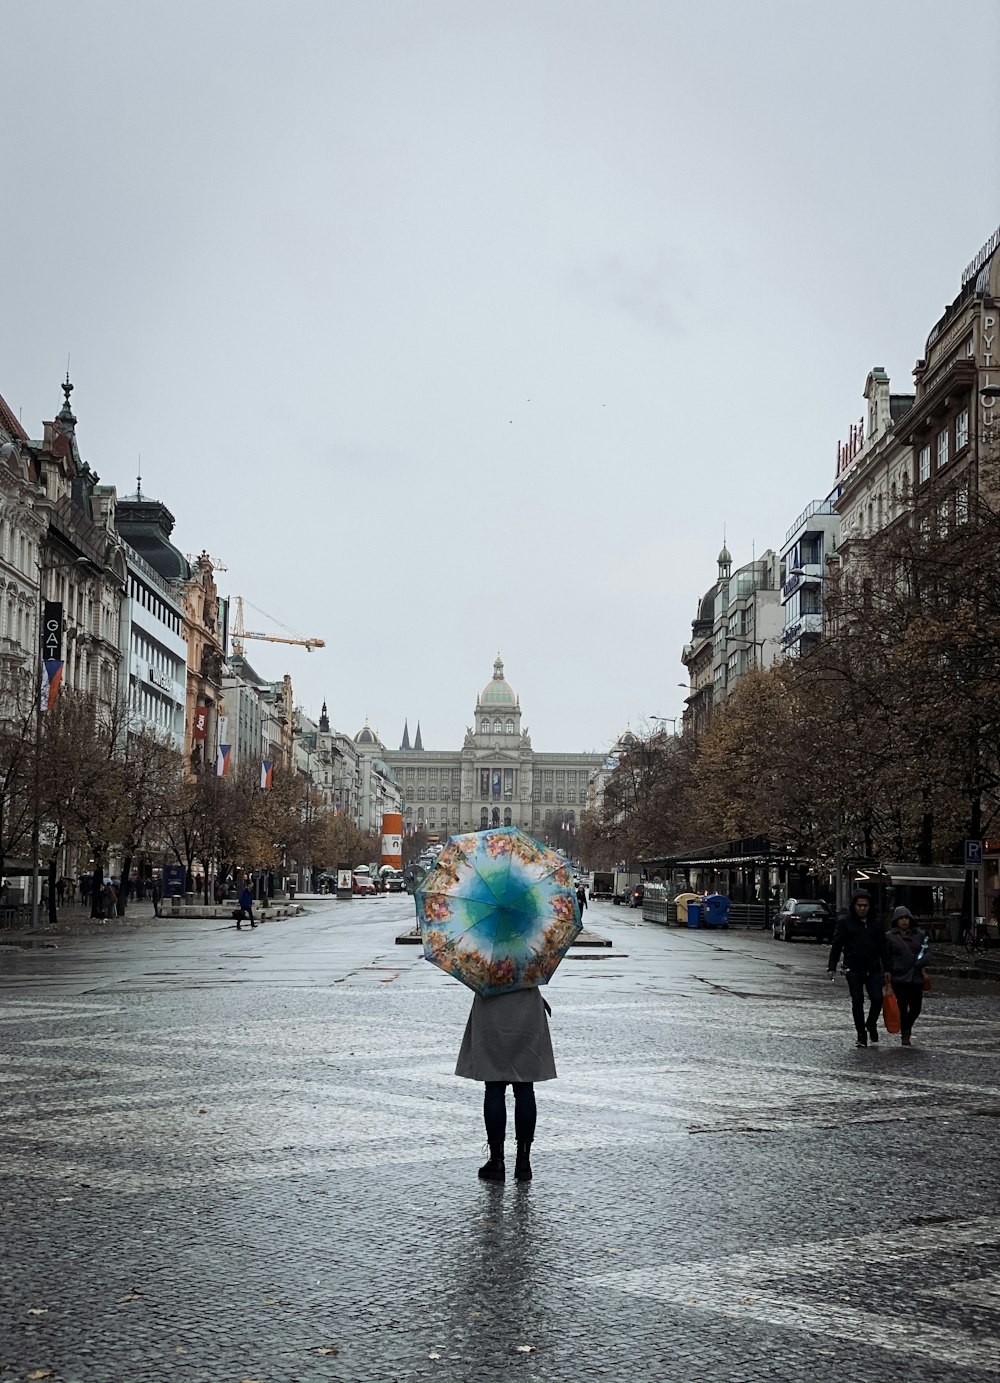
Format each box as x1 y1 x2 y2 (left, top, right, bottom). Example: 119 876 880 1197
478 1145 505 1182
867 1020 879 1043
514 1140 533 1182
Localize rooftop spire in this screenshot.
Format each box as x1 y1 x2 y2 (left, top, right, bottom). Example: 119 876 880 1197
57 372 77 432
414 720 423 751
400 719 411 750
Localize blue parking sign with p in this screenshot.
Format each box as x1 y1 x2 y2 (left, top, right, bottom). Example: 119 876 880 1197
965 840 983 866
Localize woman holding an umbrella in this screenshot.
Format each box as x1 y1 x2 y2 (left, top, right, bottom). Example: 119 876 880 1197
456 986 556 1181
415 827 581 1184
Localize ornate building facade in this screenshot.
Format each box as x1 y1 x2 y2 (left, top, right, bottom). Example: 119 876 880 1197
383 657 603 842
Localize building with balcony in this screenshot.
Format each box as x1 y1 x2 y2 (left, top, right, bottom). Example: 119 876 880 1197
384 656 602 841
682 547 781 732
779 497 840 658
834 366 915 569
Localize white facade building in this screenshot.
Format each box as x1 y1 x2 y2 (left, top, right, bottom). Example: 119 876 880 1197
119 540 187 749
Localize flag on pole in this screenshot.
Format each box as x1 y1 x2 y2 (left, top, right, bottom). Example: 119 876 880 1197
261 759 273 790
40 659 64 713
216 744 232 777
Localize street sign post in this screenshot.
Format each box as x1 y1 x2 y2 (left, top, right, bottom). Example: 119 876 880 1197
965 840 983 866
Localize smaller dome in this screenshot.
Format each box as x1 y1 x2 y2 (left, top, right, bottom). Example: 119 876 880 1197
355 725 378 746
718 544 732 565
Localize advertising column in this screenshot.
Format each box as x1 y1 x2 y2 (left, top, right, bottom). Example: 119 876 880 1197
381 812 403 872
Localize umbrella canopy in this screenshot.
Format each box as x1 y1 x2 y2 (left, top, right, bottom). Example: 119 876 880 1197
414 826 582 996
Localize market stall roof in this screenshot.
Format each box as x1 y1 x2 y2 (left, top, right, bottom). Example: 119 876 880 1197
642 836 803 870
855 863 966 887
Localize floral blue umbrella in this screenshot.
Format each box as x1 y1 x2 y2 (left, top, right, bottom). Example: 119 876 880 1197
414 827 582 996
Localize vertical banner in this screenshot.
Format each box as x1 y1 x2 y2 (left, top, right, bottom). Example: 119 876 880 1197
381 812 403 870
192 706 208 741
216 744 231 777
261 759 273 790
40 601 64 713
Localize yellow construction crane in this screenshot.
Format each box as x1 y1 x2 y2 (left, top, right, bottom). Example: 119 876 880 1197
230 595 325 657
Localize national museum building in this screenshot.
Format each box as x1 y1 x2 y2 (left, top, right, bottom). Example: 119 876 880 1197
380 657 603 840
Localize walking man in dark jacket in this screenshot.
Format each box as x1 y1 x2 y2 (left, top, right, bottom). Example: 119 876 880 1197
827 889 887 1047
236 884 256 929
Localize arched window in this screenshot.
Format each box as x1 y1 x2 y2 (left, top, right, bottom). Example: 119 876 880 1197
493 718 502 733
481 718 489 733
503 808 512 826
491 807 501 827
480 808 489 828
505 719 514 734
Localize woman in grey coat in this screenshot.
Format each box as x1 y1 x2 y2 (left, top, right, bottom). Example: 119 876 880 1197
885 905 930 1045
456 986 556 1183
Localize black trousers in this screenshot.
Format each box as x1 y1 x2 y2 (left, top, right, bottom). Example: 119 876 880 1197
483 1082 536 1145
846 968 883 1033
894 980 923 1033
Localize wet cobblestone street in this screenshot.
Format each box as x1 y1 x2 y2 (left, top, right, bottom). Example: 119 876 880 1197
2 899 999 1382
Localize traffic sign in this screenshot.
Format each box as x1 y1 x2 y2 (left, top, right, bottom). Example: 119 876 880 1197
965 839 983 866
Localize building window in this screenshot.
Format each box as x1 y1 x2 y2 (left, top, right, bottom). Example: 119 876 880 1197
957 486 969 524
956 408 969 451
491 807 500 827
919 445 931 483
480 808 489 828
493 718 502 734
505 719 514 734
937 427 949 469
504 808 512 826
938 501 949 537
481 718 488 733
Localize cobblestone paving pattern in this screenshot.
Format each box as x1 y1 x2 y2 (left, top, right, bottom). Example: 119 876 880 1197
2 899 999 1382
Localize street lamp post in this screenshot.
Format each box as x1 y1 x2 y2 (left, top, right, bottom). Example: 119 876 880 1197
649 715 678 734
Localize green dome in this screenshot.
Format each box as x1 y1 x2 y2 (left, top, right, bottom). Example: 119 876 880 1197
480 655 517 707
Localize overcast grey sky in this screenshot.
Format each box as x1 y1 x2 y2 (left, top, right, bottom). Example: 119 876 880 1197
3 0 998 753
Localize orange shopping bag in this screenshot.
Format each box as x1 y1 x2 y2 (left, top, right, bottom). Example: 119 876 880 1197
882 984 901 1034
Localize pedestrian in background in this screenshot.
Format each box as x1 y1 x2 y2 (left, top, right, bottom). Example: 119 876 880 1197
456 988 556 1183
576 882 587 914
236 883 256 929
106 881 118 919
885 906 929 1046
826 889 887 1047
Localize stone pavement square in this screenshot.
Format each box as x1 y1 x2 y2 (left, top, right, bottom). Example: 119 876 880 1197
2 899 999 1382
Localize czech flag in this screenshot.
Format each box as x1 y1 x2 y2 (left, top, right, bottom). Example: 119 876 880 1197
216 744 232 777
260 759 273 790
40 659 64 714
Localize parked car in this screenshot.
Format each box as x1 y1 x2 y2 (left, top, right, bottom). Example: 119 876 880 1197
352 872 377 896
772 898 834 943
